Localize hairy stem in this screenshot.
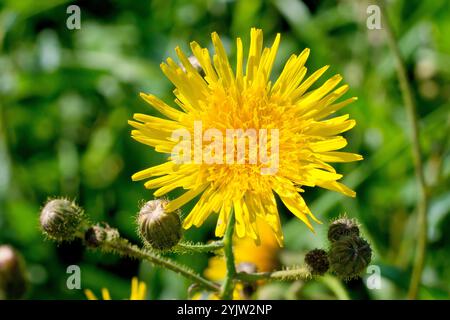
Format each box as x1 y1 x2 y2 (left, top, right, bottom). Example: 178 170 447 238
175 240 224 253
377 1 429 299
220 211 236 299
88 227 220 292
236 266 311 282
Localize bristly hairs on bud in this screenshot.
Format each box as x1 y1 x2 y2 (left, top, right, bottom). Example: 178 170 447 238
304 249 329 276
137 199 182 250
84 223 119 248
39 198 87 242
327 215 360 243
328 235 372 280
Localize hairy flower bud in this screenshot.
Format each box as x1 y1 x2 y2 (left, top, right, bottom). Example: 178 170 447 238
137 200 182 250
40 199 86 241
329 236 372 280
0 245 28 299
84 223 119 248
304 249 329 276
327 217 360 243
85 225 106 248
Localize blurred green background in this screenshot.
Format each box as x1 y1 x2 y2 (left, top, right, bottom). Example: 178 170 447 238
0 0 449 299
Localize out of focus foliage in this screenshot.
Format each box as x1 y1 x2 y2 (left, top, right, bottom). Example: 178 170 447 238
0 0 448 299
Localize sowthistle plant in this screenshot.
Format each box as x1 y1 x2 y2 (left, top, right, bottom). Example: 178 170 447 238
39 198 372 299
38 28 373 300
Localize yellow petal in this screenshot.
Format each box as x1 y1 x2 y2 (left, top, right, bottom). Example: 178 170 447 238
140 93 185 121
84 289 98 300
167 183 209 213
316 151 363 163
101 288 111 300
309 136 348 152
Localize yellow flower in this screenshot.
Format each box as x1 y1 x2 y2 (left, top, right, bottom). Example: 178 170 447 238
85 277 147 300
130 28 362 245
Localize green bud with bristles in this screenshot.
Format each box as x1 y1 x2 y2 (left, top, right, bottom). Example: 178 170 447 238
327 217 360 243
85 224 105 248
304 249 329 276
328 235 372 280
137 199 182 250
39 199 86 242
84 223 120 248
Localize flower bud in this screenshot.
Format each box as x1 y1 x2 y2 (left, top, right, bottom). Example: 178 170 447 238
304 249 329 276
327 217 360 243
85 225 107 248
329 236 372 280
40 199 85 242
84 223 119 248
0 245 28 299
137 199 182 250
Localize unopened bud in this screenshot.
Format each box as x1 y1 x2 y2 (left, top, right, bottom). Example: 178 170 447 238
305 249 329 276
137 200 182 250
329 236 372 280
40 199 86 242
84 223 119 248
0 245 28 299
328 217 360 243
85 225 105 248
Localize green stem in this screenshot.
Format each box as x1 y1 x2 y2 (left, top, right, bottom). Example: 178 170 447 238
220 210 236 300
175 241 224 253
91 228 219 292
236 266 311 282
377 1 429 300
